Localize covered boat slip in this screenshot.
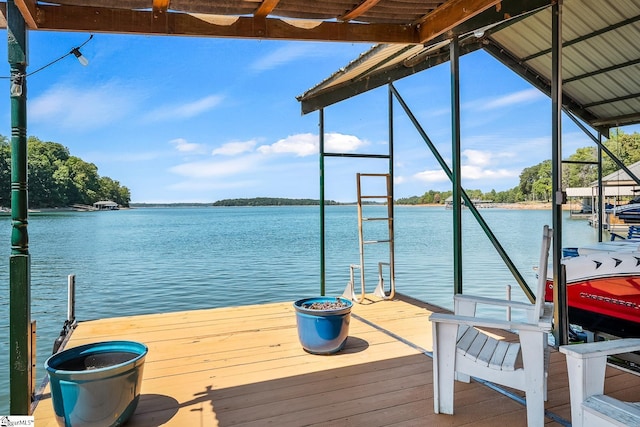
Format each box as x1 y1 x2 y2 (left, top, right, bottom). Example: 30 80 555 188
33 294 640 427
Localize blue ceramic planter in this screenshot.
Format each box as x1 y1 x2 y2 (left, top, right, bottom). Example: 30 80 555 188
294 297 353 354
44 340 148 427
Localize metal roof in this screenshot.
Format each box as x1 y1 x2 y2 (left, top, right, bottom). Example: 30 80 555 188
298 0 640 135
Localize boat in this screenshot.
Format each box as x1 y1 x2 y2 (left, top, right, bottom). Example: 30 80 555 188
545 252 640 337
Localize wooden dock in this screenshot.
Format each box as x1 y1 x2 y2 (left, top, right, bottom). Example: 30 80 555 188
33 294 640 426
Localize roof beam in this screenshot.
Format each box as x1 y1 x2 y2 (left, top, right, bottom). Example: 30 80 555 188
299 40 484 114
25 4 420 44
14 0 38 29
339 0 382 22
254 0 280 19
417 0 503 43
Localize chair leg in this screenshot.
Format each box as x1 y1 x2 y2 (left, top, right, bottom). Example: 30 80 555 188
521 330 547 427
433 321 457 414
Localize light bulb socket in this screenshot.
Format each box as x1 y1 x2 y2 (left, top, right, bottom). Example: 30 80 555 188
71 48 89 66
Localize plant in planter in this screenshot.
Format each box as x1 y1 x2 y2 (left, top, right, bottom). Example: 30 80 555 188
293 297 353 354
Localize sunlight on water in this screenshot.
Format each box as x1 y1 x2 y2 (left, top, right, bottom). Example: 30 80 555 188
0 206 599 412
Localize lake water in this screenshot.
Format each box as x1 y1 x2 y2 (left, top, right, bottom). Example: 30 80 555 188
0 206 601 413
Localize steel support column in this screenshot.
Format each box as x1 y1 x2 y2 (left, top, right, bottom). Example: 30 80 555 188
598 133 603 242
451 36 463 295
319 108 326 296
551 0 569 346
8 0 32 414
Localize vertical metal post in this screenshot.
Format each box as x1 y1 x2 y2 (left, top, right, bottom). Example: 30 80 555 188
450 36 463 294
68 274 76 322
597 133 603 242
551 0 569 346
7 0 31 415
319 108 326 296
388 85 395 292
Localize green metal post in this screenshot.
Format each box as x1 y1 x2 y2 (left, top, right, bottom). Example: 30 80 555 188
451 36 463 294
319 108 326 296
551 0 569 346
7 0 32 415
597 133 603 242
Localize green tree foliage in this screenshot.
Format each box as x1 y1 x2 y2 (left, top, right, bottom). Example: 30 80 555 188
0 136 10 208
397 130 640 205
0 136 131 208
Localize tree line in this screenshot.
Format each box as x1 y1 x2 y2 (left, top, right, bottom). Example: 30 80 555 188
0 136 131 208
397 129 640 205
213 198 341 206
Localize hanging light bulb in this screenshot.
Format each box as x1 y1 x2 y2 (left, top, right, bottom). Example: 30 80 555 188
71 48 89 66
10 74 23 96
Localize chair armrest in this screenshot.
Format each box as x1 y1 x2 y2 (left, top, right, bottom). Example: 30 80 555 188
429 312 552 333
559 338 640 360
454 294 534 311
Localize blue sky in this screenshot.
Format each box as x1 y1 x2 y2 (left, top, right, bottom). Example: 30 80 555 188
1 31 637 203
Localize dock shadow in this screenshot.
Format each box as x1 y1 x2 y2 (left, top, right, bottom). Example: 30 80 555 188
132 393 180 424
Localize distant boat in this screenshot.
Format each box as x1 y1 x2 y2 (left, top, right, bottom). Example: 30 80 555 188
545 252 640 337
93 200 119 210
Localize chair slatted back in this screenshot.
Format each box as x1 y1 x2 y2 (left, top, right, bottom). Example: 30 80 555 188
534 225 552 321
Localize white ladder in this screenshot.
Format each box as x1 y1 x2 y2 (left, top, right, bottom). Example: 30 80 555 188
343 173 395 302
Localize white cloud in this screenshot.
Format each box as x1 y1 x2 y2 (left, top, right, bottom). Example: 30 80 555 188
171 138 206 154
250 44 314 72
144 94 223 122
461 164 518 180
482 88 544 111
30 81 138 130
169 155 261 178
257 132 368 157
212 139 257 156
413 149 519 183
462 149 515 166
414 169 449 183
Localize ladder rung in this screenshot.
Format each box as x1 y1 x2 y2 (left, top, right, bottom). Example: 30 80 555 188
363 217 392 221
364 239 391 244
360 195 392 199
358 172 390 176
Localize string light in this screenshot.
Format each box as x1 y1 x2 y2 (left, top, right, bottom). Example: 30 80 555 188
3 34 94 96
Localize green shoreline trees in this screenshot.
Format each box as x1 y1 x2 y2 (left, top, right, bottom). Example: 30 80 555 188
0 135 130 209
398 130 640 205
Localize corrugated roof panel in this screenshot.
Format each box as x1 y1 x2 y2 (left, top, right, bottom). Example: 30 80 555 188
490 9 551 59
299 0 640 128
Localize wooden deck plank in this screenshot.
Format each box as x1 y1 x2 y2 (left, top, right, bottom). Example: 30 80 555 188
32 294 640 426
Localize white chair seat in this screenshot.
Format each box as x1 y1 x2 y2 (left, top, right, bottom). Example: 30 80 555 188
583 395 640 427
457 326 520 370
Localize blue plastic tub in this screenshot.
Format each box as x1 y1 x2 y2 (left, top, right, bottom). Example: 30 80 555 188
294 297 352 354
44 340 148 427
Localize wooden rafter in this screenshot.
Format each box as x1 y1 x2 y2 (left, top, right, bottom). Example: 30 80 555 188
14 0 38 28
339 0 382 22
254 0 280 19
13 3 419 44
417 0 503 43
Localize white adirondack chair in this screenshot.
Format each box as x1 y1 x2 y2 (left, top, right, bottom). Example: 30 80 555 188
560 339 640 427
430 225 554 427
